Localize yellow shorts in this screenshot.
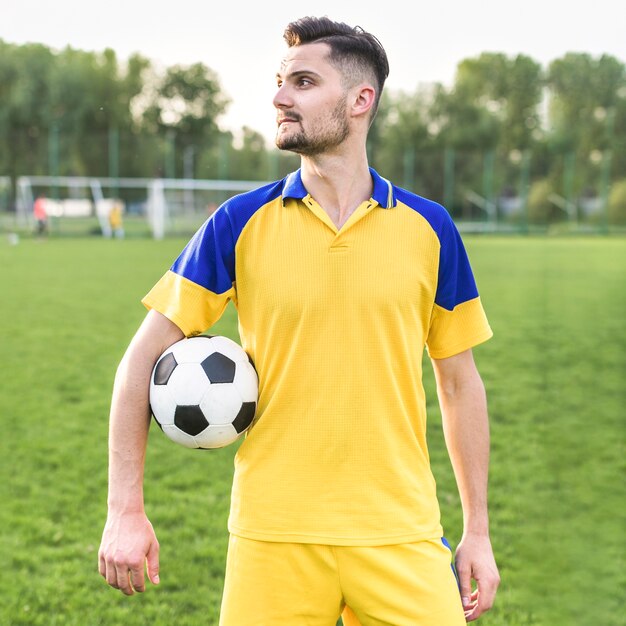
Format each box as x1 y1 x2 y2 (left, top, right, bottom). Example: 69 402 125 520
219 535 465 626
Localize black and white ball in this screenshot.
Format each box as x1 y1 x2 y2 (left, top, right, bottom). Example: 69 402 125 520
149 335 258 449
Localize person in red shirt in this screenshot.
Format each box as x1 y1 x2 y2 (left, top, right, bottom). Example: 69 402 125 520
33 194 48 237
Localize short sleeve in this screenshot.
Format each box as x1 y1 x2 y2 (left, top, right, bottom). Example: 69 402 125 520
426 214 493 359
142 207 237 337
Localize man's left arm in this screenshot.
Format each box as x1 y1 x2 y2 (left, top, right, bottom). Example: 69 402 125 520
431 348 500 622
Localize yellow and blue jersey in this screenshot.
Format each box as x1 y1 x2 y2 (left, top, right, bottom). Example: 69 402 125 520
143 167 492 546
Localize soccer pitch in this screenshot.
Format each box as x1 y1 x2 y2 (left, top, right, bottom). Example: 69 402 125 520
0 235 623 625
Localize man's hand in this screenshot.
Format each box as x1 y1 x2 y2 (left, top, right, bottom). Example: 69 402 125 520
98 511 160 595
454 533 500 621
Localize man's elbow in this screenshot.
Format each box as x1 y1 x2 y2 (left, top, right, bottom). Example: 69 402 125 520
432 350 485 400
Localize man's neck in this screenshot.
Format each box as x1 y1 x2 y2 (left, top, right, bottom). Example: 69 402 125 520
299 150 373 229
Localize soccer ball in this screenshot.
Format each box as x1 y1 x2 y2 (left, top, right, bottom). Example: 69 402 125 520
149 335 258 449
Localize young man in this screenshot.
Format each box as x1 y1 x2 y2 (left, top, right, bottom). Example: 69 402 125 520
99 16 500 625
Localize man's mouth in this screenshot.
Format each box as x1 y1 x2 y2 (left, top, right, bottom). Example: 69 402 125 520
277 116 300 126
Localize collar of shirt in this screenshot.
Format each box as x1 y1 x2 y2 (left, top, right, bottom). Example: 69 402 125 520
282 167 396 210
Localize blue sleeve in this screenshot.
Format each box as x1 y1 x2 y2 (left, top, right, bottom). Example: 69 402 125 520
171 207 236 294
434 213 479 312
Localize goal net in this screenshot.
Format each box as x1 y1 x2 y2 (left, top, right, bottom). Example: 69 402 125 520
14 176 267 239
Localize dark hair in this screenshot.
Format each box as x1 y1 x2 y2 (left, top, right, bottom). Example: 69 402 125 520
283 16 389 118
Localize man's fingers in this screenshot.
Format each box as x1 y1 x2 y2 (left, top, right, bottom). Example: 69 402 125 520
463 574 500 621
115 570 134 595
104 559 119 590
476 572 499 615
113 555 136 596
455 561 472 609
101 553 148 595
128 557 147 593
146 539 160 585
464 603 480 622
98 552 106 579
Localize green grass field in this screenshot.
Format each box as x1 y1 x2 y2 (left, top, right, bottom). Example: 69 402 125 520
0 235 624 626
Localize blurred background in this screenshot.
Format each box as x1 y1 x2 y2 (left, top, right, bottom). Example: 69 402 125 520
1 0 625 237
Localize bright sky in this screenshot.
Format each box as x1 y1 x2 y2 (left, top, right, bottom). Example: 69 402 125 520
2 0 624 143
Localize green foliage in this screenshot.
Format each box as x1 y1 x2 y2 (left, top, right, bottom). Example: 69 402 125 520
372 89 439 194
0 236 624 625
0 39 229 182
431 81 502 152
547 53 626 158
451 53 543 153
0 41 55 177
0 39 625 227
228 127 271 180
368 51 623 223
142 63 228 150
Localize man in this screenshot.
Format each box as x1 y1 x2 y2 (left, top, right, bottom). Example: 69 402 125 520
99 16 500 625
33 193 48 237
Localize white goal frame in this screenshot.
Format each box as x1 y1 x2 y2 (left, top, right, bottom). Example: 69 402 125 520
15 175 267 239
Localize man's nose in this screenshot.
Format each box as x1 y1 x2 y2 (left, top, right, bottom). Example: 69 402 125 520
273 83 293 109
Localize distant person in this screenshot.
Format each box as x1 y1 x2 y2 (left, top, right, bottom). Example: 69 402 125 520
99 16 500 625
109 200 125 239
33 194 48 237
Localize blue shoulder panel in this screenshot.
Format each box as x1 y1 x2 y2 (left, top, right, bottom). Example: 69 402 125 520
395 187 479 311
171 179 284 293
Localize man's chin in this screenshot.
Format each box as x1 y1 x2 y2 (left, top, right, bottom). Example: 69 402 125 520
275 136 306 154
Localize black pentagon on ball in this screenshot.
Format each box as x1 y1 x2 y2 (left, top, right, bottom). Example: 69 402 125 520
201 352 236 384
232 402 257 433
174 405 209 436
154 352 177 385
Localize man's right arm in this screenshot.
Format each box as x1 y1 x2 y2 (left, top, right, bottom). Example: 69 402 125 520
98 310 184 595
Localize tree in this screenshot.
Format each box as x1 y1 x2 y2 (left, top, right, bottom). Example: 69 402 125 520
47 46 150 177
141 63 229 178
546 53 626 192
371 88 440 197
432 53 543 154
229 127 270 180
0 41 55 181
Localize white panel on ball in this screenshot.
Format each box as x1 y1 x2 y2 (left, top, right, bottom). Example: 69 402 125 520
207 335 250 363
163 424 199 448
195 424 240 448
233 361 259 402
171 336 217 364
201 385 246 425
149 383 178 425
167 363 212 406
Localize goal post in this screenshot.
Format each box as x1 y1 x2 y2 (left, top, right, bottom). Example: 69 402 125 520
145 178 269 239
14 175 267 238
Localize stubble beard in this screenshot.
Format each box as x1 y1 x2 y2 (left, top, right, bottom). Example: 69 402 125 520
275 96 350 156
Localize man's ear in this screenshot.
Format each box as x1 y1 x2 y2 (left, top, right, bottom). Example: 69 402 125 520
350 84 376 119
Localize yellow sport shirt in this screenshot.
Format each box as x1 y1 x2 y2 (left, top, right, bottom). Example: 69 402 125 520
143 168 492 546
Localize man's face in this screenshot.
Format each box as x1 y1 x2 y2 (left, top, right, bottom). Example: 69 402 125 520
273 42 350 156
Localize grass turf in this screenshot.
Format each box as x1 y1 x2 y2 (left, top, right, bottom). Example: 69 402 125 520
0 235 623 625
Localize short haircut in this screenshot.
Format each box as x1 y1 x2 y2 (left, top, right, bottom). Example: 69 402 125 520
283 16 390 119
